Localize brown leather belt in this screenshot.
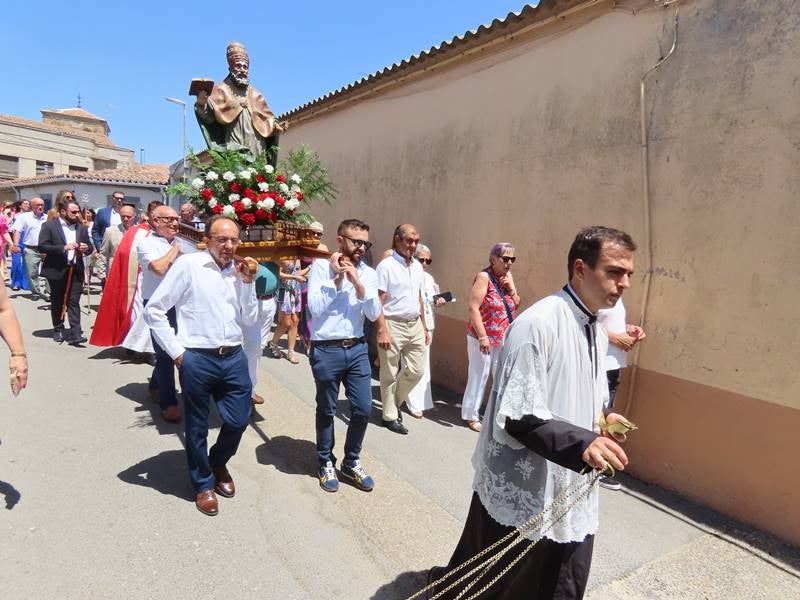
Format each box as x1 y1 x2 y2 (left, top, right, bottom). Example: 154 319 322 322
187 345 242 356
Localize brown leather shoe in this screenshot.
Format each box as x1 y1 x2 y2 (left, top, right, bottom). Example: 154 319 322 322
195 490 218 516
212 465 235 498
161 405 181 423
251 392 264 405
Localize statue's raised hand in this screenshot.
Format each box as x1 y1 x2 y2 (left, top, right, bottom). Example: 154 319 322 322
196 90 209 108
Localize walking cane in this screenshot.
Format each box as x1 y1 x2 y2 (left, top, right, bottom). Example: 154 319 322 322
61 263 75 322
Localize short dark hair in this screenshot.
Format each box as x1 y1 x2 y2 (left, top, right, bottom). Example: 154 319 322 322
146 200 164 216
567 226 636 279
205 215 240 236
112 191 125 199
57 198 79 213
338 218 369 235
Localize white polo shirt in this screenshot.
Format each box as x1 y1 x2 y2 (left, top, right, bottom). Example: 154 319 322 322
137 234 175 301
375 250 424 320
12 212 47 247
597 298 627 370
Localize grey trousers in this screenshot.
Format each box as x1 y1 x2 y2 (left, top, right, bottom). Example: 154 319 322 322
24 248 50 299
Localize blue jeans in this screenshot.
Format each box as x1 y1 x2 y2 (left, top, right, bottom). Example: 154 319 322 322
309 342 372 467
178 347 252 493
145 301 177 410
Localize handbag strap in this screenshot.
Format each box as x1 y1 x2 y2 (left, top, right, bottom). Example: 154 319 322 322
486 269 514 324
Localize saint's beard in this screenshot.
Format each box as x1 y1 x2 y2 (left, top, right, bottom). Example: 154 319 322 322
229 71 249 88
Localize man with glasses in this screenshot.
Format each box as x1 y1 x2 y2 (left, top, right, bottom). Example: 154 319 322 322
144 215 258 516
37 198 91 344
92 191 126 252
307 219 382 493
11 196 50 301
137 206 183 423
375 223 429 434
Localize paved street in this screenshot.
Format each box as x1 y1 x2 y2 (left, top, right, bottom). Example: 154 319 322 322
2 289 799 600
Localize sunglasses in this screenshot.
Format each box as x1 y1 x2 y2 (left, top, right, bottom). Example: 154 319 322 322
500 256 516 264
342 235 373 250
418 258 432 265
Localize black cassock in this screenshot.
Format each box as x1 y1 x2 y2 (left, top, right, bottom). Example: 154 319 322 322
430 416 598 600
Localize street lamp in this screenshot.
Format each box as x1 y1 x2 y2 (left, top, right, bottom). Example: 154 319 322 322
165 97 187 182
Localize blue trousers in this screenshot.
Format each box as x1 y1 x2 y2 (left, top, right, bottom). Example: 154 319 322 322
309 342 372 467
178 347 252 493
145 301 177 410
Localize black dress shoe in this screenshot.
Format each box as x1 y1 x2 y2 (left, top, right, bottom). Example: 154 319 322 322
381 419 408 435
69 335 88 345
53 331 64 343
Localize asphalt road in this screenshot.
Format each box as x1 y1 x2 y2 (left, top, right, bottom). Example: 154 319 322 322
2 288 798 599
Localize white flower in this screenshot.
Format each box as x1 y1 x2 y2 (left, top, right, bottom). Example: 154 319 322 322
191 177 204 189
222 205 237 217
242 198 252 209
238 170 252 180
279 183 289 194
258 198 275 210
228 193 240 202
257 182 269 192
207 198 218 208
264 165 274 174
290 173 302 184
290 184 300 193
285 198 300 211
222 171 235 182
205 171 219 181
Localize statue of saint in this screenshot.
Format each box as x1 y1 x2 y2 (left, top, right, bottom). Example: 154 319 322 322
194 42 283 161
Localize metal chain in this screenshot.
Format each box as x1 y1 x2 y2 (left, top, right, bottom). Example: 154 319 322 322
407 469 602 600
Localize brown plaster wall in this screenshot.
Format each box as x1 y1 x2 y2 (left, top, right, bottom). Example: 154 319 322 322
282 0 800 544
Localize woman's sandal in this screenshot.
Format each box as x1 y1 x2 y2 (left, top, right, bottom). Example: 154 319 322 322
267 342 282 358
467 420 482 432
286 351 300 364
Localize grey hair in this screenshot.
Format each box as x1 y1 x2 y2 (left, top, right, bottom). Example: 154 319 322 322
489 242 514 261
415 243 431 257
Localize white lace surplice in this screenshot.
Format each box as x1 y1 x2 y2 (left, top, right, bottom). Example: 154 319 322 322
472 289 608 543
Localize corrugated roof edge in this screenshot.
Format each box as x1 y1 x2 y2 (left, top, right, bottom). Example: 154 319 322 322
280 0 596 123
0 165 170 189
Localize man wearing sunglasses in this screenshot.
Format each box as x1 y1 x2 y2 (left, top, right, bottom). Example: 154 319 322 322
37 198 91 344
11 196 49 301
92 191 126 252
137 206 184 423
307 219 382 493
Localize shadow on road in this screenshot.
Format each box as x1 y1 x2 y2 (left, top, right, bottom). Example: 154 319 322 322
371 570 429 599
0 480 21 509
31 328 55 339
117 449 192 501
115 382 190 439
251 422 317 480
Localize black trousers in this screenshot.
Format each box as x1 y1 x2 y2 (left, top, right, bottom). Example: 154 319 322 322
431 493 594 600
47 267 83 336
607 368 621 409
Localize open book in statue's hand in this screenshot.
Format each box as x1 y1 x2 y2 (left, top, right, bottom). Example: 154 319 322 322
189 78 214 97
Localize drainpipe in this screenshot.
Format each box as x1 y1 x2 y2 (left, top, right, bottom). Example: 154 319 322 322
621 2 680 416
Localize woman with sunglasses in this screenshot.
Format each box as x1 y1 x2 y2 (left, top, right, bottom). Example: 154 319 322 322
406 243 446 418
462 242 520 432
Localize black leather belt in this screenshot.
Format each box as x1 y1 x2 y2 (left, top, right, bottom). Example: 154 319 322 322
311 337 365 348
187 345 242 356
257 294 275 300
25 245 40 251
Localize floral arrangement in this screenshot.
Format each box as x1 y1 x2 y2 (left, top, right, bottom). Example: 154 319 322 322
170 145 336 227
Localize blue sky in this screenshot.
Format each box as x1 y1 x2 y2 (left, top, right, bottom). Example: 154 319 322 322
2 1 535 165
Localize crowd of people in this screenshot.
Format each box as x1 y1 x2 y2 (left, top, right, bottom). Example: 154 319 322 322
3 190 648 599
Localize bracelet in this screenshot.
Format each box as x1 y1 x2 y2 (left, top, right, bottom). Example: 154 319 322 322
10 352 26 357
478 336 489 342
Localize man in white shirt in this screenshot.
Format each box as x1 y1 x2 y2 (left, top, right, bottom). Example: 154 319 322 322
307 219 382 493
11 197 50 301
37 199 91 344
144 215 257 517
138 205 183 423
596 298 646 490
430 226 635 600
375 224 429 435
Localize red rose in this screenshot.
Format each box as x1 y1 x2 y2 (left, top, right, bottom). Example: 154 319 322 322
275 174 286 183
295 191 304 201
230 182 240 193
200 188 213 200
255 175 265 183
241 213 256 226
255 209 268 221
211 204 223 215
258 192 269 201
275 196 285 207
232 201 246 214
244 188 257 200
268 211 277 221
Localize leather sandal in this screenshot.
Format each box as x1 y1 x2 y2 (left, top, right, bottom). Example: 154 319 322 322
287 351 300 364
467 420 482 432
